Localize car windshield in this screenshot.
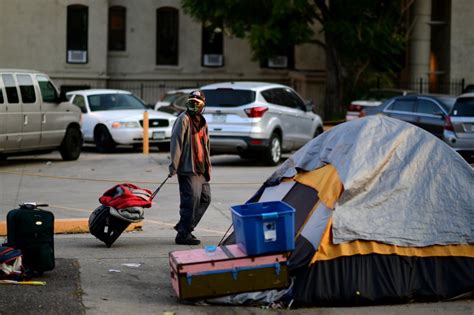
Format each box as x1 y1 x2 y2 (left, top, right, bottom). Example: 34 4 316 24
437 96 456 110
174 95 188 109
451 97 474 117
87 94 145 111
203 89 256 107
162 93 185 103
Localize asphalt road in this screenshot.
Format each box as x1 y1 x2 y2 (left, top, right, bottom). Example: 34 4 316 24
0 148 472 314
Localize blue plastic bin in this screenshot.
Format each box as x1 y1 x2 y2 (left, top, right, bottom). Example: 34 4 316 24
231 201 295 255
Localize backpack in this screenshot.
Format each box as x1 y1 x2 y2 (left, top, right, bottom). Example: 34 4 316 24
0 246 24 281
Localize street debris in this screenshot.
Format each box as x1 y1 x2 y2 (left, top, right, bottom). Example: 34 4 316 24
0 280 46 285
121 263 142 268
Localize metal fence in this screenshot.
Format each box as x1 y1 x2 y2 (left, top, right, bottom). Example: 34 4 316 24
57 75 467 121
107 80 210 105
380 78 466 96
111 79 301 104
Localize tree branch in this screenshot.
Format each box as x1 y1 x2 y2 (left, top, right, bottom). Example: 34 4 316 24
353 59 371 86
401 0 415 15
313 0 330 20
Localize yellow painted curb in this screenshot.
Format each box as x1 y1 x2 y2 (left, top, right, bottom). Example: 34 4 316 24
0 219 143 236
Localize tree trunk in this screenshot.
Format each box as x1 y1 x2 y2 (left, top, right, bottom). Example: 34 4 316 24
323 35 345 120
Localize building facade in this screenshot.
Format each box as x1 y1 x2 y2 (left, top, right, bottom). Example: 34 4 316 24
0 0 326 106
406 0 474 94
1 0 473 112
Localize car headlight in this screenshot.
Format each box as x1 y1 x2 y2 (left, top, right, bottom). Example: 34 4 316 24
111 121 141 128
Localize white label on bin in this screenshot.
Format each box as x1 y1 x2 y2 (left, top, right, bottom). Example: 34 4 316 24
263 221 277 242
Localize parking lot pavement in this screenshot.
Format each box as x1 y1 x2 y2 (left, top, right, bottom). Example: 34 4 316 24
0 149 472 314
0 258 84 314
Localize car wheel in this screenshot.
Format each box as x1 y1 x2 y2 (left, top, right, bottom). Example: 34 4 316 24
314 126 324 138
59 126 82 161
263 133 281 166
94 125 116 153
239 150 256 160
157 142 170 152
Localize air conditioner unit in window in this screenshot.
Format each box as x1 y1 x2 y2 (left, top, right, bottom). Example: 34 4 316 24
203 54 224 67
67 50 87 63
268 56 288 68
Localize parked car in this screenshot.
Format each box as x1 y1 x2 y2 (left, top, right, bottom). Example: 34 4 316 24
154 88 194 111
156 93 188 116
443 93 474 153
67 89 177 152
200 81 324 165
0 69 83 160
365 94 456 139
346 88 414 121
461 84 474 94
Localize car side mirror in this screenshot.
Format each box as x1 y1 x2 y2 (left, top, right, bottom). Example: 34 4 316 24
58 90 68 103
305 99 315 113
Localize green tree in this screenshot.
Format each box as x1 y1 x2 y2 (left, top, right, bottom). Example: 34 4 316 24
182 0 410 119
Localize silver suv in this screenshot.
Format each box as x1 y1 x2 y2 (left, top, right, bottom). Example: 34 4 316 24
201 81 324 165
443 93 474 154
0 69 83 160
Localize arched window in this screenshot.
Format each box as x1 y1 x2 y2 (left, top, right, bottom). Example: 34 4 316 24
67 5 88 64
156 7 179 65
108 6 126 51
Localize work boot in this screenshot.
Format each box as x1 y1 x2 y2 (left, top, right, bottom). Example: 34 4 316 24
174 224 197 240
175 233 201 245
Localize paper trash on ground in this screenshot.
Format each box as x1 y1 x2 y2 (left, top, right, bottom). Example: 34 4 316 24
121 263 142 268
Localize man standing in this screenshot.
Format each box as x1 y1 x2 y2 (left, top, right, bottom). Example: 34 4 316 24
169 90 211 245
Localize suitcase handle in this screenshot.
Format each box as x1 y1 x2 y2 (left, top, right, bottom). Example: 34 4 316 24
19 202 49 210
151 175 171 200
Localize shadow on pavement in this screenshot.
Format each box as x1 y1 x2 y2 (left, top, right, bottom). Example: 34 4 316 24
0 157 64 168
0 258 84 315
81 145 162 155
210 155 288 168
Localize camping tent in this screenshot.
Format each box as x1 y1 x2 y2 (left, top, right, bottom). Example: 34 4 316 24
225 115 474 306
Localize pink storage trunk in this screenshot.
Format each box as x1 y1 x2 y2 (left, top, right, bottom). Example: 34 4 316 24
169 244 289 300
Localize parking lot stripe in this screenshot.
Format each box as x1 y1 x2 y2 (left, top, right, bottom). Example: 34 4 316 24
0 170 261 185
49 204 90 213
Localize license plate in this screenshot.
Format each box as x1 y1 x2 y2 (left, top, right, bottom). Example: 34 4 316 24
152 131 165 140
212 114 226 123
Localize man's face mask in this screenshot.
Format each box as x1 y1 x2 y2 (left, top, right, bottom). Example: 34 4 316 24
187 98 205 115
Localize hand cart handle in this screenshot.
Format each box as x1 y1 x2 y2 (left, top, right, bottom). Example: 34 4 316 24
151 174 171 200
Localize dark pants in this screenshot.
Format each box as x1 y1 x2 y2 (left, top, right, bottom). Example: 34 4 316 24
176 174 211 235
